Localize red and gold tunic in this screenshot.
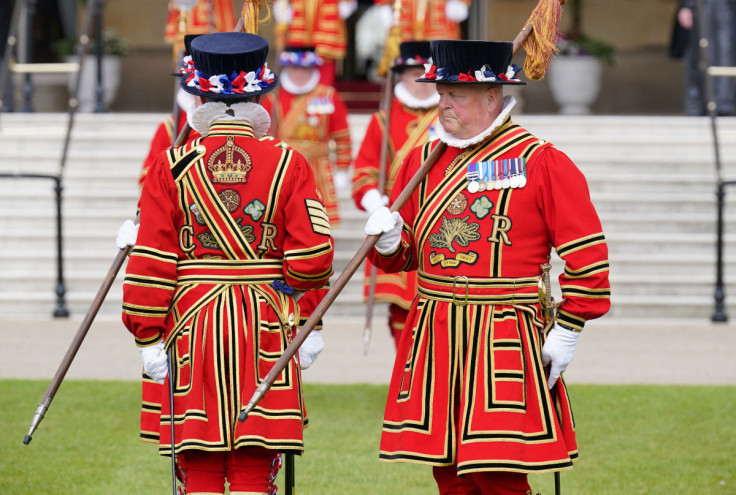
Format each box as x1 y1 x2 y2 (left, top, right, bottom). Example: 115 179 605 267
262 85 352 227
353 98 437 311
369 118 610 475
139 111 198 190
284 0 347 61
374 0 471 41
123 120 334 456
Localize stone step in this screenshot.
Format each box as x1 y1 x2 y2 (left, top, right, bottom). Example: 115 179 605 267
2 113 736 320
4 113 735 138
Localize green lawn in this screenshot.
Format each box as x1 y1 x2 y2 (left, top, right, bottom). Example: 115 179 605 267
1 381 735 494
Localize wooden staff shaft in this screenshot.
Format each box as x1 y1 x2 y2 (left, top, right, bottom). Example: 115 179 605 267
23 247 131 445
513 25 533 56
240 141 448 422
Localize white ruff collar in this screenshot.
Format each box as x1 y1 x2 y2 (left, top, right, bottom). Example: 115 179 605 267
280 68 320 95
189 101 271 138
394 81 440 109
436 95 516 149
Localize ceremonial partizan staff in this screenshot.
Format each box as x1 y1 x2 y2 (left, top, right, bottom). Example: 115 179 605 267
361 67 394 354
355 40 440 353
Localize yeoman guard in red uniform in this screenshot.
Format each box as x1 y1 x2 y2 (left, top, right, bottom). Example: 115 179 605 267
364 40 611 494
122 32 334 495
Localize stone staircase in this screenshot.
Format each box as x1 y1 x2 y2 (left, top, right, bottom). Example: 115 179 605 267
0 113 734 320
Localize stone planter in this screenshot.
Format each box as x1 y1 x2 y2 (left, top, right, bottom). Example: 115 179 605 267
548 55 602 115
66 54 122 112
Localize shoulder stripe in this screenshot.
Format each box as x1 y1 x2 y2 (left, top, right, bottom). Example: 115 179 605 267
170 140 206 182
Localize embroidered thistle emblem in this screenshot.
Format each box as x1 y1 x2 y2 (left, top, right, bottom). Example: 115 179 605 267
428 215 481 253
189 204 206 225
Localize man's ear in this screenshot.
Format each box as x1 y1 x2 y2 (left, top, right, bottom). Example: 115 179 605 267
487 85 500 106
486 85 503 111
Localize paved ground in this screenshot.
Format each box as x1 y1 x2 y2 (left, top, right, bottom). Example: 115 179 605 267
2 315 735 386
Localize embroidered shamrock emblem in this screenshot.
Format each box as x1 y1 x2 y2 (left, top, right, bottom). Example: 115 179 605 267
244 199 266 221
470 196 494 219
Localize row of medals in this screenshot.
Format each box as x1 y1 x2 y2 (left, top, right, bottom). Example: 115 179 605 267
468 174 527 193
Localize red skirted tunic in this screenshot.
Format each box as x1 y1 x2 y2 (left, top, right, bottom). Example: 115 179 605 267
262 85 352 227
353 99 438 311
368 118 611 475
123 120 334 456
373 0 471 41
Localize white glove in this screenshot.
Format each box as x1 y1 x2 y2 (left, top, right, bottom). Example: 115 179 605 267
138 342 169 385
445 0 469 22
360 188 389 215
293 290 305 302
333 169 351 193
378 4 393 27
338 0 358 19
541 323 581 389
365 206 403 255
273 0 293 24
298 330 324 370
116 219 139 249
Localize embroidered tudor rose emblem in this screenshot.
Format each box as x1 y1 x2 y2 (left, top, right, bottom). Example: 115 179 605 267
218 189 241 212
447 193 468 216
208 136 252 183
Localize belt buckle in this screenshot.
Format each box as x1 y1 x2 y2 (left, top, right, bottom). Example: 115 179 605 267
452 276 469 306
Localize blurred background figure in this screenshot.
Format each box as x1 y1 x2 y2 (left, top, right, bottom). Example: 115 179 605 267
164 0 236 62
355 3 391 83
374 0 471 41
676 0 736 116
273 0 359 86
262 46 353 228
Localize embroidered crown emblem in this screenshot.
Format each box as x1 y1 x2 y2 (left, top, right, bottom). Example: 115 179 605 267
208 137 253 183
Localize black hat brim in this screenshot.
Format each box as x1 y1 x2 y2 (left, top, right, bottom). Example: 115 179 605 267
415 78 526 85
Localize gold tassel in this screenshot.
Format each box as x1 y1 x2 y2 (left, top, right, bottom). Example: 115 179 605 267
522 0 567 81
235 0 268 34
378 25 402 78
377 0 403 78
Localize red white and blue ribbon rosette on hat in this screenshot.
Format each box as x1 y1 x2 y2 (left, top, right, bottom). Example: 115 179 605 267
394 54 432 67
421 63 523 83
278 50 323 67
179 55 276 94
